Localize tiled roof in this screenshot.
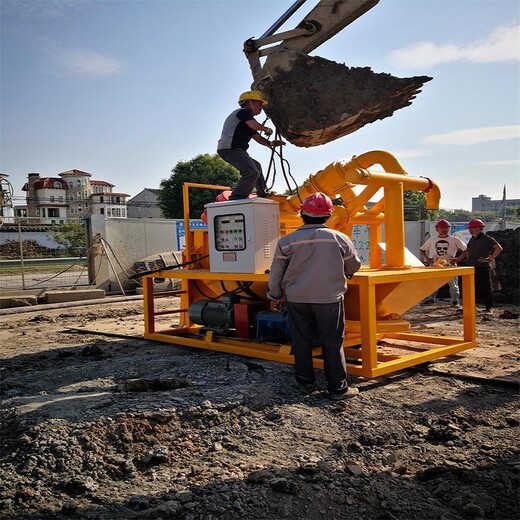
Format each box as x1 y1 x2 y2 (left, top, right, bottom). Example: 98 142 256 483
59 169 92 177
91 180 115 187
23 177 69 190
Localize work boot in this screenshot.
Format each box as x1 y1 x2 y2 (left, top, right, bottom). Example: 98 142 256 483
328 387 359 401
296 380 318 395
451 302 462 309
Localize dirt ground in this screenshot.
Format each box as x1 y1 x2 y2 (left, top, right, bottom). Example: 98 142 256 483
0 297 518 520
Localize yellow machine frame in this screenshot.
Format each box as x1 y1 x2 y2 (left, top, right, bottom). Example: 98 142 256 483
142 151 477 378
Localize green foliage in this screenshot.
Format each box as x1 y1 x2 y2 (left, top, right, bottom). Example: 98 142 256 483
437 208 471 221
506 206 520 218
158 154 240 219
49 220 87 256
403 191 436 221
437 208 500 223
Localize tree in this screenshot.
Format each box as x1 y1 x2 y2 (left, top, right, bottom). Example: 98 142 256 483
437 208 472 222
158 154 240 219
49 220 87 256
403 191 436 221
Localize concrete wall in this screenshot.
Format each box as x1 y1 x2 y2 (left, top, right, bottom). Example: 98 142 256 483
86 216 520 293
87 216 180 292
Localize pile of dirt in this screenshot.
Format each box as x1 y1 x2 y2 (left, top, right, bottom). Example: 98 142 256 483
489 228 520 304
0 239 55 260
259 51 431 147
0 300 518 519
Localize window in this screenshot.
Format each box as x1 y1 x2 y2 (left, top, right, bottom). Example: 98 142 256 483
49 208 59 217
50 196 55 203
69 182 73 189
59 196 63 203
100 208 104 215
100 196 104 203
77 180 81 186
54 182 61 189
78 205 82 212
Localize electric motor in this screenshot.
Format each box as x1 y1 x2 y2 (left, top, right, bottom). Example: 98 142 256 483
189 299 235 331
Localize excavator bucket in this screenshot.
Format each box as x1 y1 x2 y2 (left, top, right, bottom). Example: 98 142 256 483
255 50 432 147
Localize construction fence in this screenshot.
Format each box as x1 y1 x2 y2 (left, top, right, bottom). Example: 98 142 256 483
0 218 89 292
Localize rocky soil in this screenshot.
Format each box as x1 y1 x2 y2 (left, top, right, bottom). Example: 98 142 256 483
0 298 518 520
260 51 431 147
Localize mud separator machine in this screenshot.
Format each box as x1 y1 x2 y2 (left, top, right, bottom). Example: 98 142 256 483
142 151 477 378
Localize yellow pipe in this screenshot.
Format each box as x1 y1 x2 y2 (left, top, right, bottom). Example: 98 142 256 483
350 150 441 209
276 150 441 268
384 182 405 267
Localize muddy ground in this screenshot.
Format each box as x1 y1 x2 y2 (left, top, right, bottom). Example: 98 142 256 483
0 297 518 520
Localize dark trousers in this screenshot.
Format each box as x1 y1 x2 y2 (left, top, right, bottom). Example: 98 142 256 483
217 148 267 200
286 301 348 393
474 267 493 310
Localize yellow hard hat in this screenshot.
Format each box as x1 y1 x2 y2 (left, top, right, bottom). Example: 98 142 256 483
238 90 268 106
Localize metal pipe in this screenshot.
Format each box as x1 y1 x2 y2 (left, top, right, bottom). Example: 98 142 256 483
18 219 26 290
259 0 307 39
278 150 441 268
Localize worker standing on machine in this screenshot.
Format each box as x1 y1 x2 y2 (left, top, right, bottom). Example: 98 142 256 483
217 90 284 200
267 192 361 401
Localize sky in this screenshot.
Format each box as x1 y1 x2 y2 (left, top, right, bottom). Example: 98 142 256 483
1 0 519 211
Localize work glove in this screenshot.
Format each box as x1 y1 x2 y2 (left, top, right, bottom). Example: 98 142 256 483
263 128 273 136
270 139 285 147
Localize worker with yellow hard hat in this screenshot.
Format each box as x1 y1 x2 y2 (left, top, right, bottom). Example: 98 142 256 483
217 90 285 200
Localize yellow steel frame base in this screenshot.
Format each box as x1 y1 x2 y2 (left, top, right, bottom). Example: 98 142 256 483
142 267 477 379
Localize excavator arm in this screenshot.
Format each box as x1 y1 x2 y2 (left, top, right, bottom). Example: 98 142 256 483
244 0 431 147
244 0 379 74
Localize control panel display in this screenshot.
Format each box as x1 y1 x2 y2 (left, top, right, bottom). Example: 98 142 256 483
214 214 246 251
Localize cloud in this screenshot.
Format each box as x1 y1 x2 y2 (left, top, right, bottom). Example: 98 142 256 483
391 149 432 159
423 125 520 146
46 46 127 77
390 23 520 68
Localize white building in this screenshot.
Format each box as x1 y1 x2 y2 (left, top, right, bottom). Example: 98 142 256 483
22 170 129 224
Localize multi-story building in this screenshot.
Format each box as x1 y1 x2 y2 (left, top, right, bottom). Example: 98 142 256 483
22 169 129 224
126 188 163 218
472 194 520 213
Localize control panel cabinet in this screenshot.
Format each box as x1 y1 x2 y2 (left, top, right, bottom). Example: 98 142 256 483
206 198 279 273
